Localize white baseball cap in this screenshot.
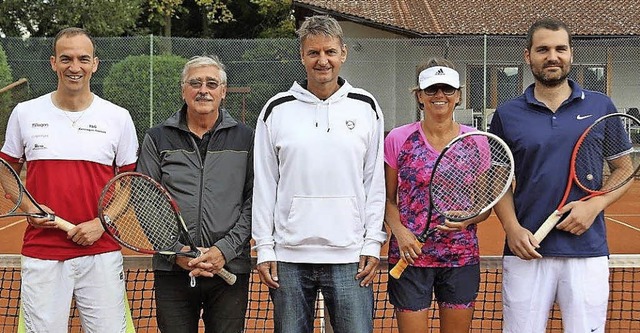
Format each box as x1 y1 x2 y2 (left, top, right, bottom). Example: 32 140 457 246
418 66 460 89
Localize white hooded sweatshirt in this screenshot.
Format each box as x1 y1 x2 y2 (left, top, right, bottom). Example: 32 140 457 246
252 78 387 265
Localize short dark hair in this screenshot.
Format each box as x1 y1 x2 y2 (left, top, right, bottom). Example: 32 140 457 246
52 27 96 56
526 18 572 51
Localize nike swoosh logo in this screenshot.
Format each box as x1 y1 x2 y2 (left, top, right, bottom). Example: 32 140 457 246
577 114 593 120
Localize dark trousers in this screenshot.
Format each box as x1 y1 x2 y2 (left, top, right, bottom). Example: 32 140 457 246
154 270 249 333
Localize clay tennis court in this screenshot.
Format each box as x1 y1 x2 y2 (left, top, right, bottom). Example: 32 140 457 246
1 180 639 332
476 179 640 256
2 180 639 254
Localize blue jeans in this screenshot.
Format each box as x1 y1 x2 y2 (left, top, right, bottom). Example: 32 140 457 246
270 262 374 333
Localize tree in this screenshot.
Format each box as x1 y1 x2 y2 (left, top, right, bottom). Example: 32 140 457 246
146 0 234 37
144 0 294 38
250 0 296 38
0 0 294 38
147 0 187 37
0 0 143 37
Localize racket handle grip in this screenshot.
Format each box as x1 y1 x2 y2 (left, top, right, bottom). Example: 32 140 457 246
389 258 408 279
389 239 424 279
533 211 563 243
218 268 237 285
53 216 76 232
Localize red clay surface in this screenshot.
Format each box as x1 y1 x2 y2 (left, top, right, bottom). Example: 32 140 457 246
1 180 638 332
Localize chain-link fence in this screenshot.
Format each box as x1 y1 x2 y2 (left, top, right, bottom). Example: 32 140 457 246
1 35 640 142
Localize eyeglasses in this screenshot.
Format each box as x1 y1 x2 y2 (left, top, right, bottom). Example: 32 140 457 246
423 85 457 96
186 79 221 90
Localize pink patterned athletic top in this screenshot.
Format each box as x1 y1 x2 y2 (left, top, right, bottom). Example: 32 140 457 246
384 122 480 267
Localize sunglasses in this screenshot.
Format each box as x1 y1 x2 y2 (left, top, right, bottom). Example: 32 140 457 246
423 85 457 96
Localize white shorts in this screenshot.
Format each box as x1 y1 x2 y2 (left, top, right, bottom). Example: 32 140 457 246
502 256 609 333
19 252 129 333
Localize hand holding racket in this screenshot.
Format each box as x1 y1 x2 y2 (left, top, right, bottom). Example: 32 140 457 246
98 172 237 286
533 113 640 243
390 132 514 279
0 158 75 231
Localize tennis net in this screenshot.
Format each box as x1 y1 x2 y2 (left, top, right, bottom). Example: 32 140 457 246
1 255 639 332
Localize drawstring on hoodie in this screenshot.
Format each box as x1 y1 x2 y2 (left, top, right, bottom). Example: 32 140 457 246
314 102 331 132
291 79 346 132
326 100 331 132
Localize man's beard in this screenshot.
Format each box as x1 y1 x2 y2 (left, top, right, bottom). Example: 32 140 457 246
532 64 571 87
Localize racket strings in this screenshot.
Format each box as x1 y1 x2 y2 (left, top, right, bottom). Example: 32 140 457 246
575 115 640 192
0 162 23 215
101 176 180 252
431 134 513 221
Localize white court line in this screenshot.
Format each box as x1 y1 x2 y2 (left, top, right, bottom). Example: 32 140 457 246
606 216 640 233
0 218 26 231
605 213 640 217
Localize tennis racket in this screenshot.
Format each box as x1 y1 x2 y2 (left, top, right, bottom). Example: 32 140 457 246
390 131 515 279
533 113 640 243
0 158 75 231
98 172 237 286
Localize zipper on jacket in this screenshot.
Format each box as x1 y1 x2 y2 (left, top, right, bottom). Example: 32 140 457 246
189 135 205 246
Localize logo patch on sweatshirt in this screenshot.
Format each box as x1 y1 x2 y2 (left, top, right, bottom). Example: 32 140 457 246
346 120 355 130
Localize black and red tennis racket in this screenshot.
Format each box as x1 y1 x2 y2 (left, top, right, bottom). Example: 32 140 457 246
390 132 514 279
0 158 75 231
98 172 237 285
534 113 640 242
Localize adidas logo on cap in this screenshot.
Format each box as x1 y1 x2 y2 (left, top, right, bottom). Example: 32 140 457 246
418 66 460 89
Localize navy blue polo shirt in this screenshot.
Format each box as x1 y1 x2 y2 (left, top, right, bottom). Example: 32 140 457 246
490 80 619 257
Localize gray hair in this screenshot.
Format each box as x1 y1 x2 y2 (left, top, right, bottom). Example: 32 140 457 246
296 15 345 46
180 55 227 85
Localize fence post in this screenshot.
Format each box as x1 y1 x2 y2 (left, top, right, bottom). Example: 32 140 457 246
149 34 154 129
482 34 488 131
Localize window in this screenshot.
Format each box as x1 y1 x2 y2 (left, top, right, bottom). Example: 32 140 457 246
467 65 522 112
568 65 606 93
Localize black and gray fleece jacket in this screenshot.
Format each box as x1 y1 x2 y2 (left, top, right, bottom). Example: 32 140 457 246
136 105 254 274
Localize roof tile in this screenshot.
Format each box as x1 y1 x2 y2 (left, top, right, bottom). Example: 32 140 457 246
294 0 640 36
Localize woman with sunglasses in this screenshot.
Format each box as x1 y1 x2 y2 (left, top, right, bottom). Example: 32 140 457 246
383 58 487 332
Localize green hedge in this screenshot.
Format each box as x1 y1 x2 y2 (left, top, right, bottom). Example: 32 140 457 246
0 45 15 143
103 54 187 142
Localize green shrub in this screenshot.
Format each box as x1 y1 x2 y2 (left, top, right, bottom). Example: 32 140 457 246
0 45 15 143
103 54 187 142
